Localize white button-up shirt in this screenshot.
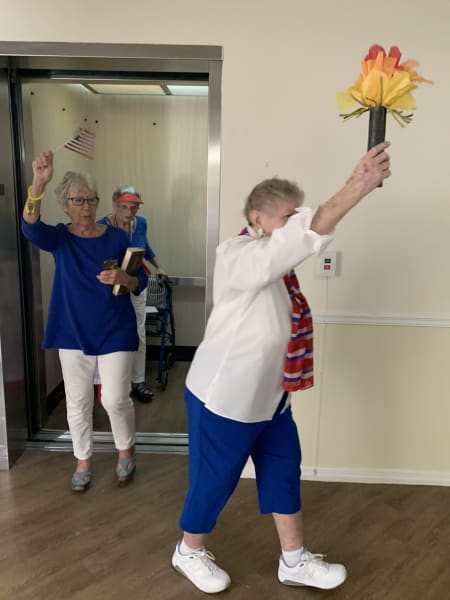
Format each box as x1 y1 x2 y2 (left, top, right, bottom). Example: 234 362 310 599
186 207 332 422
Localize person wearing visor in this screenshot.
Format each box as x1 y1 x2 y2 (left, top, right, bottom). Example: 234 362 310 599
98 186 167 402
21 151 148 492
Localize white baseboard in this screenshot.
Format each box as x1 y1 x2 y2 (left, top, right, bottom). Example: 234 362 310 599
241 461 450 487
312 313 450 328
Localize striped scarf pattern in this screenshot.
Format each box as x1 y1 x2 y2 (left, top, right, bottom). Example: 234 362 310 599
239 227 314 391
282 270 314 391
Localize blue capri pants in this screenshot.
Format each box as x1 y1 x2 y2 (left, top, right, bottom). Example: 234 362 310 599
180 387 302 534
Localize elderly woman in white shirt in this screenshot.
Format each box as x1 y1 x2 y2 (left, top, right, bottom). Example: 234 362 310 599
171 142 391 594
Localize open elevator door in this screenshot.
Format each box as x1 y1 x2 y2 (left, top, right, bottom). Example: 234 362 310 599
0 66 30 468
0 43 222 464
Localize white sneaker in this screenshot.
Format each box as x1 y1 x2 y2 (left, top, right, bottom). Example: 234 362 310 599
278 548 347 589
172 541 231 593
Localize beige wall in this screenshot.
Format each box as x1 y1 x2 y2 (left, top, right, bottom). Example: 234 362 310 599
295 324 450 473
2 0 450 481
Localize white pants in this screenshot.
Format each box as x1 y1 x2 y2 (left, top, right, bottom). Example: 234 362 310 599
59 349 135 460
130 288 147 384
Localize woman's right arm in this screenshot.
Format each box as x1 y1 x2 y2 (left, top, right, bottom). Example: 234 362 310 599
221 208 330 290
23 151 54 224
22 150 60 251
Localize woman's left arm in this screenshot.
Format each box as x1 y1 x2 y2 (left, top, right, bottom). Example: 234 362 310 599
147 256 168 279
97 231 148 293
96 268 140 292
144 226 167 278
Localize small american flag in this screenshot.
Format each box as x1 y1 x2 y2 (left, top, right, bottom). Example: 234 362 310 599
64 128 96 159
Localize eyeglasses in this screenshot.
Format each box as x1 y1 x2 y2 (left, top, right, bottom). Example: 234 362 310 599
68 196 99 207
116 203 139 211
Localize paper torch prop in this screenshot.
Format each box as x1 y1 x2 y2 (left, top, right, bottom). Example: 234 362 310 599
337 44 431 150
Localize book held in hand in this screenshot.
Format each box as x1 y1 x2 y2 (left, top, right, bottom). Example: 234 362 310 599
112 247 145 296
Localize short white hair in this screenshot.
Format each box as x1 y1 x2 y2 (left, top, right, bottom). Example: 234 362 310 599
54 171 97 207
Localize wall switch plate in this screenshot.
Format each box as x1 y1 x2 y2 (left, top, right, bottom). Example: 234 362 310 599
319 251 337 277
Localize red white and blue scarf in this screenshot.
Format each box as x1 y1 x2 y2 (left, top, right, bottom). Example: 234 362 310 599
240 227 314 391
282 270 314 391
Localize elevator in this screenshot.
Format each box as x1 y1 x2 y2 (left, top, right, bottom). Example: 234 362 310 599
0 42 222 469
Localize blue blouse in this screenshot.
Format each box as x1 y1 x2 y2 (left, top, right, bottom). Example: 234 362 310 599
97 215 156 261
21 220 148 355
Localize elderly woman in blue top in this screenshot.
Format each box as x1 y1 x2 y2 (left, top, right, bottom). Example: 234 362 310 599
98 186 166 402
171 142 391 593
21 151 148 492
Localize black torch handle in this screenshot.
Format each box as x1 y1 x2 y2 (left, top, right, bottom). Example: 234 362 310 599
368 106 387 188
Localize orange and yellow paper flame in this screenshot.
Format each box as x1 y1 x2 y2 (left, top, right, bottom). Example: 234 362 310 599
337 45 431 126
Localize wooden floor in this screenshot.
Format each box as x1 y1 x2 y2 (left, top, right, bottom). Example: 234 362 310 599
1 451 449 600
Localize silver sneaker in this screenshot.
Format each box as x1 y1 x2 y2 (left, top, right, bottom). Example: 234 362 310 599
278 548 347 589
172 541 231 594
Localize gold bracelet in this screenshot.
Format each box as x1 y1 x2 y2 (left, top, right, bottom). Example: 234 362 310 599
27 185 46 201
25 185 46 215
25 202 36 215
